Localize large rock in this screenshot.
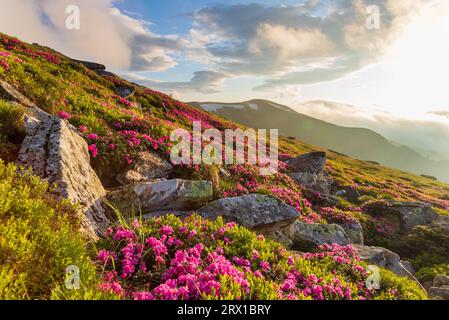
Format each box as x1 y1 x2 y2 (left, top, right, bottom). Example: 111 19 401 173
116 151 173 185
353 245 417 281
390 202 439 232
115 86 135 98
364 201 439 233
199 194 300 232
286 152 331 195
108 179 213 215
72 59 106 71
288 172 331 195
286 151 327 173
428 287 449 300
340 221 364 245
17 113 110 240
281 221 350 251
433 275 449 287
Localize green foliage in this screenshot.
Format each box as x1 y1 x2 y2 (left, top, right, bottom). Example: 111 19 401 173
374 269 427 300
0 161 109 300
416 264 449 282
0 100 25 162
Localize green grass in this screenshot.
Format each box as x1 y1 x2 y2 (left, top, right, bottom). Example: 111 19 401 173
0 160 111 299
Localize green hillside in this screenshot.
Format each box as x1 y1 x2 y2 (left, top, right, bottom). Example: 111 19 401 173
0 32 448 300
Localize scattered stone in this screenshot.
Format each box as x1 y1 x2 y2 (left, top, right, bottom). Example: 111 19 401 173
390 202 439 232
340 221 364 245
281 221 350 251
433 275 449 288
353 245 417 281
108 179 213 215
288 172 331 195
286 152 331 195
286 151 327 174
363 201 439 233
72 59 106 71
199 194 300 232
428 287 449 300
116 151 173 185
115 86 135 98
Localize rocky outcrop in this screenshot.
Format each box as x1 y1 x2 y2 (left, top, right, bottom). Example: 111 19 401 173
433 274 449 287
286 152 331 195
287 152 327 173
353 245 418 281
0 80 46 116
199 194 300 232
115 86 135 98
17 112 110 240
108 179 213 215
428 275 449 300
363 201 439 233
116 151 173 185
340 221 364 245
72 59 106 71
281 221 350 251
391 202 439 232
429 287 449 300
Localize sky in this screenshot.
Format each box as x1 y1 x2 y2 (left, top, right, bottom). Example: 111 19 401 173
1 0 449 158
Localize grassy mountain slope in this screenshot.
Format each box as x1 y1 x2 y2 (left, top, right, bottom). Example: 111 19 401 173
190 100 449 183
0 32 448 300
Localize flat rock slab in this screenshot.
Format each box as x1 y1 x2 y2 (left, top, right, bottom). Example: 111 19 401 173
108 179 213 215
353 245 419 282
282 221 350 251
199 194 300 232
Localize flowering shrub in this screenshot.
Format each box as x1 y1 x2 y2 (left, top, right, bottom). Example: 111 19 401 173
95 215 425 300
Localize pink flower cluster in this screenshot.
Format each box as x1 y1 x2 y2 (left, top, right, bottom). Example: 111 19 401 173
280 244 372 300
97 220 252 300
222 165 260 197
269 186 321 223
95 215 376 301
319 207 359 224
34 50 61 65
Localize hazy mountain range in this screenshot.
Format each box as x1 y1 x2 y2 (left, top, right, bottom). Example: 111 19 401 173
190 99 449 183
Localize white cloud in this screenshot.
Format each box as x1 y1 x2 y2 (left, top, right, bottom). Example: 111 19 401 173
0 0 183 72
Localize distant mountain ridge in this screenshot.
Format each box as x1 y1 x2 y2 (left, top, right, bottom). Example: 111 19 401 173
190 99 449 183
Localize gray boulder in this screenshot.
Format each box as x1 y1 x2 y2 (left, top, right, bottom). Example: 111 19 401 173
199 194 300 232
72 59 106 71
288 172 331 195
433 274 449 287
390 202 439 232
281 221 351 251
286 152 331 195
115 86 135 98
17 112 110 240
353 245 418 281
108 179 213 215
116 151 173 185
428 287 449 300
286 152 327 173
340 221 364 245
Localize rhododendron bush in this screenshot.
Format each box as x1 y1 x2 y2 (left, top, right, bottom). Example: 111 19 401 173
95 215 425 300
